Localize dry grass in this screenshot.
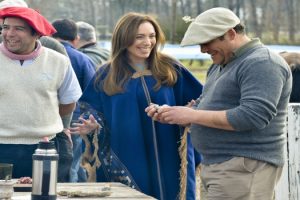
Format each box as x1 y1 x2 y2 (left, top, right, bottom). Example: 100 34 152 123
181 59 212 83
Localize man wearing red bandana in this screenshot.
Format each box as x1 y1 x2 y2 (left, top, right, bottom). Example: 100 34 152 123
0 7 82 179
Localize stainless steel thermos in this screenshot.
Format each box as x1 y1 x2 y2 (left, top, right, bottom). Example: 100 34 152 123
31 141 59 200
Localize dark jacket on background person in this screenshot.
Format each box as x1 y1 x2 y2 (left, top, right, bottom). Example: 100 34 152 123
78 43 110 70
52 19 96 183
279 51 300 102
290 65 300 102
75 21 110 70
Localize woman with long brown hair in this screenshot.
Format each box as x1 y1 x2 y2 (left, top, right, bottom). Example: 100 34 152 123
70 12 202 200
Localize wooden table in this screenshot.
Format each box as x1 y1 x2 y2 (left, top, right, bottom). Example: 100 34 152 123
12 182 156 200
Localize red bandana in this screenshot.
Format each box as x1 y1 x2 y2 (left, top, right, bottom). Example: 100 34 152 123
0 7 56 36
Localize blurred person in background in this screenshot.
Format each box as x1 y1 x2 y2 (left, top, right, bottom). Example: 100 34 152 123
279 51 300 102
69 21 111 183
52 18 96 182
75 21 110 70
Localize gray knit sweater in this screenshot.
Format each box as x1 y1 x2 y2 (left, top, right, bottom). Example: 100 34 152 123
190 39 292 166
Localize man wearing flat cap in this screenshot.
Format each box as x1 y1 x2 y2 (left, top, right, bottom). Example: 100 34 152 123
0 7 82 179
146 7 292 200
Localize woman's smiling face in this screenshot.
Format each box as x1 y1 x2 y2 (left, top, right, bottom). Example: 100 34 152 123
127 22 156 65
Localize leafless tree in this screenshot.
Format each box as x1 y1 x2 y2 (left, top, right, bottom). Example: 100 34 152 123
170 0 177 43
286 0 296 43
20 0 300 44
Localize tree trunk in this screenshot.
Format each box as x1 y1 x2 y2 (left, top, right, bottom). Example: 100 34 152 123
186 0 192 16
272 0 283 43
249 0 259 37
179 0 185 15
161 0 170 17
257 0 269 38
235 0 241 18
227 0 235 11
196 0 203 14
287 0 295 43
213 0 219 7
144 0 149 13
154 0 160 14
170 0 177 44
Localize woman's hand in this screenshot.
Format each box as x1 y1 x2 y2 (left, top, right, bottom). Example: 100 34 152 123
145 103 170 123
146 104 194 126
187 99 196 107
145 103 160 118
69 114 100 135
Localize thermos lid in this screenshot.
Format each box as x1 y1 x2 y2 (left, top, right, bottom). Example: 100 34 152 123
34 141 58 157
38 141 55 149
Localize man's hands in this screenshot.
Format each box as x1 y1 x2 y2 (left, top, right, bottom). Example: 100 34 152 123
145 103 195 126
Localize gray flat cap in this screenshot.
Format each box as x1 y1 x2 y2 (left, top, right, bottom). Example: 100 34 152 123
181 7 240 46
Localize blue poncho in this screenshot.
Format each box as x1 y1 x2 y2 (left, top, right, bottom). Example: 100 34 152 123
80 62 203 200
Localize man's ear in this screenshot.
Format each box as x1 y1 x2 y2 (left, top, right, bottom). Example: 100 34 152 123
72 35 80 48
227 28 237 40
34 33 42 40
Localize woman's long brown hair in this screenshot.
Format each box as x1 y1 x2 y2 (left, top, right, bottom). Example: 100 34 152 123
95 12 178 96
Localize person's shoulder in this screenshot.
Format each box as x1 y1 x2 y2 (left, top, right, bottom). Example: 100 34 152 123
76 48 92 59
40 48 70 71
98 63 110 72
242 45 282 65
40 36 68 56
78 50 95 66
240 46 291 77
42 47 69 61
258 47 290 69
279 52 300 72
67 46 93 62
80 45 110 57
95 63 110 79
